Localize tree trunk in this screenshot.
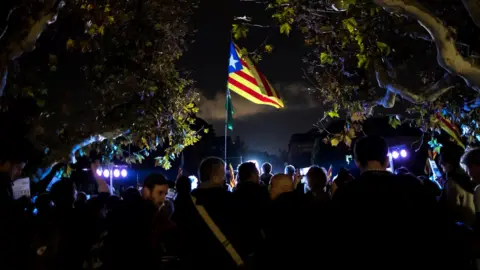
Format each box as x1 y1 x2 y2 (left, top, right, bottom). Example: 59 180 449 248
374 0 480 91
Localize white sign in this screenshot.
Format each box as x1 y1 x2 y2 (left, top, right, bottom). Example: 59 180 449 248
12 177 31 199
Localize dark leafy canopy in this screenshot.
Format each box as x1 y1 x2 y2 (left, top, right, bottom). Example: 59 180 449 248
234 0 480 148
0 0 202 169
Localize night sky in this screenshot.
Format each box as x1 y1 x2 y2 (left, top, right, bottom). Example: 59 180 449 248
183 0 324 154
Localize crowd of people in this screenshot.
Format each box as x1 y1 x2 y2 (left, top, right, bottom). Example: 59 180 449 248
2 135 480 269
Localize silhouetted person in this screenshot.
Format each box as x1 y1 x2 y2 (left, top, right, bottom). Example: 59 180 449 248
461 148 480 226
181 157 240 270
74 191 87 209
107 174 171 270
332 135 441 270
121 186 141 205
260 173 309 269
330 168 354 197
260 162 273 186
305 166 330 207
440 148 475 227
233 162 269 257
284 165 295 181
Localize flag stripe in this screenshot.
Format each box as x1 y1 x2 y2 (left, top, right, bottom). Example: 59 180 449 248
236 70 258 87
436 114 461 138
236 48 275 97
252 65 274 97
435 113 465 148
228 83 280 108
264 76 278 99
229 73 261 93
229 42 284 109
228 78 282 108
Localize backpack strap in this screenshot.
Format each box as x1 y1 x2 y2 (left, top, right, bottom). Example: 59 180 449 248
190 195 244 267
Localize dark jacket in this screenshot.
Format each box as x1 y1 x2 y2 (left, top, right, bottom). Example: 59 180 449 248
180 187 241 270
259 191 310 269
331 170 442 269
260 173 273 186
232 182 269 256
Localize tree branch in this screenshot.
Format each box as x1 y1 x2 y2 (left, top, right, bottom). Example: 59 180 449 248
462 0 480 29
0 0 65 96
233 16 270 28
374 0 480 91
374 60 455 108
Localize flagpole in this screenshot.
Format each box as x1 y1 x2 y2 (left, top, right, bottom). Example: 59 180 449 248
225 31 232 171
224 89 229 166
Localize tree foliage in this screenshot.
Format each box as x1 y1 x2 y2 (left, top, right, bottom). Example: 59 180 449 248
234 0 480 149
0 0 200 170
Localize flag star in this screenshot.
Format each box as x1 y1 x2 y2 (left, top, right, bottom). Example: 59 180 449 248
229 54 239 69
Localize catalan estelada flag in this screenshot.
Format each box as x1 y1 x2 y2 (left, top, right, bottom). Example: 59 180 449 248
434 112 465 149
424 149 438 174
228 163 236 188
227 42 284 108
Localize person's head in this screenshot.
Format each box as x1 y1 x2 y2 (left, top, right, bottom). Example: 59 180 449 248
50 178 77 209
176 175 192 194
270 173 294 200
440 146 464 173
306 166 328 191
35 193 53 213
331 168 354 196
262 162 272 174
198 157 226 186
142 173 169 207
0 142 27 180
237 162 260 184
354 136 389 171
76 192 87 203
284 165 295 179
121 186 141 204
461 148 480 185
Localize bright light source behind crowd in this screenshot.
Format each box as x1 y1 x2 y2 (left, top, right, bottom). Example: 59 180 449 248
400 149 407 158
96 169 102 176
189 175 198 190
121 169 127 177
103 170 110 178
113 169 120 178
391 151 400 159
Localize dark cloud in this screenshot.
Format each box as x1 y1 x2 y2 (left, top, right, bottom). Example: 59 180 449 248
198 82 323 153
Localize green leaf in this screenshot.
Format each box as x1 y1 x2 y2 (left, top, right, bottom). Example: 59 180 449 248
388 116 401 129
264 44 273 53
204 128 209 134
376 41 391 56
330 137 340 146
279 23 292 35
342 18 358 34
320 52 334 65
232 24 249 40
356 54 368 68
327 110 340 118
